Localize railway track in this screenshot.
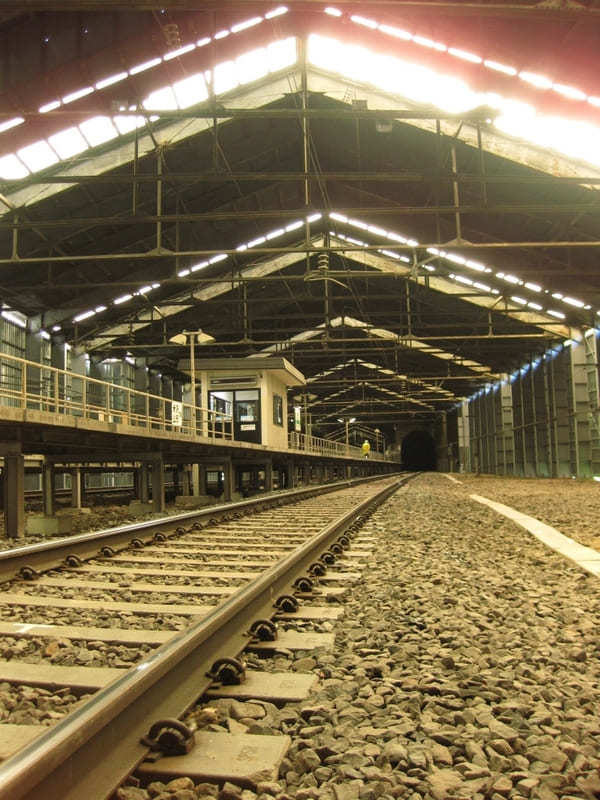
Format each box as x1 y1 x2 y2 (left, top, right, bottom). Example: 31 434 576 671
0 474 411 800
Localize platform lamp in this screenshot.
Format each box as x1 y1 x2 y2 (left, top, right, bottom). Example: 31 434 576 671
169 329 215 423
374 427 381 453
338 416 357 453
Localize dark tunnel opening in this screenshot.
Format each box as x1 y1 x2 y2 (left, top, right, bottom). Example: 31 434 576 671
401 429 437 471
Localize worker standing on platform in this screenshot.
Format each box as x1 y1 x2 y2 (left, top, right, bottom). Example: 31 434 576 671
361 439 371 459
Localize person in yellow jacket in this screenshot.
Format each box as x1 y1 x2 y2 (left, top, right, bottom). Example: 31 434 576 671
361 439 371 459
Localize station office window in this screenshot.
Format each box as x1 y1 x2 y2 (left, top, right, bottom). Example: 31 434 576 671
273 394 283 426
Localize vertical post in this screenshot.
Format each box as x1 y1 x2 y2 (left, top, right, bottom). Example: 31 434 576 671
3 453 24 539
264 460 273 493
151 455 165 513
42 460 55 517
223 459 235 502
70 467 82 509
140 463 150 503
190 333 196 435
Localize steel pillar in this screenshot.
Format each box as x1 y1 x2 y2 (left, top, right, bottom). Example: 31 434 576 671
3 454 24 539
42 461 55 517
151 456 165 513
70 467 82 509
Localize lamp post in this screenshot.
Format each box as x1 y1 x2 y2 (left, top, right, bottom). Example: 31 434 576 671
338 416 356 454
169 329 215 432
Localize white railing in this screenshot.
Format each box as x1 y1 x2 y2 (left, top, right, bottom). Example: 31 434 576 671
288 431 387 461
0 351 233 441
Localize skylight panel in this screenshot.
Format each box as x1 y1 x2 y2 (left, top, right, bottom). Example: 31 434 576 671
552 83 586 101
528 302 542 310
511 296 527 305
330 212 348 223
17 140 59 171
163 43 196 61
172 73 208 108
231 17 263 33
519 71 553 89
285 220 303 232
1 310 27 328
414 35 446 52
39 100 60 113
73 309 96 322
307 212 322 222
351 15 377 29
563 296 585 308
548 309 565 319
48 127 89 159
448 48 481 64
214 30 230 40
484 60 517 76
267 38 297 72
0 154 29 179
178 268 190 277
0 116 24 133
143 86 178 110
62 86 94 104
197 37 211 47
525 282 541 292
114 294 133 305
213 61 239 94
265 6 288 18
236 48 269 85
209 254 227 264
266 228 285 240
96 72 128 90
130 57 162 75
496 271 522 284
79 116 119 146
95 305 107 312
247 236 266 248
378 24 412 40
191 260 209 272
324 7 342 16
112 115 145 135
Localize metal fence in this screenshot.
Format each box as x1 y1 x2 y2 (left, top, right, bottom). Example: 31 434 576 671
288 431 387 461
0 351 232 441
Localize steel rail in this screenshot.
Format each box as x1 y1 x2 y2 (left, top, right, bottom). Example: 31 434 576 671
0 475 406 800
0 475 389 583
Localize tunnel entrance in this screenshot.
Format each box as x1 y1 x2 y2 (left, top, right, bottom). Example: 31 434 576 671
401 430 437 471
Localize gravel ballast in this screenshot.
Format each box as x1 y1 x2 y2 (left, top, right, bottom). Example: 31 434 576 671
120 472 600 800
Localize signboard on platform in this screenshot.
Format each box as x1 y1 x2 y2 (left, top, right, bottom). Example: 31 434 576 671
172 401 183 428
294 405 301 432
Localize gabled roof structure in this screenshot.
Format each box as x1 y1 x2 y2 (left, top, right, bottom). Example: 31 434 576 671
1 0 600 435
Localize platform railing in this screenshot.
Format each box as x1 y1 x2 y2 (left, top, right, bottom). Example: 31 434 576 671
0 352 233 441
288 431 387 461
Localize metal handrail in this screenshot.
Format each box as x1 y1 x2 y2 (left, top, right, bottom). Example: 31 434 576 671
0 351 232 441
288 430 388 461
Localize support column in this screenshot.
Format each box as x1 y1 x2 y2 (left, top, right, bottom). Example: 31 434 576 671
3 454 24 539
180 467 191 496
140 463 150 503
288 460 298 488
70 467 82 509
195 464 207 496
497 380 515 475
42 460 55 517
151 456 165 513
264 460 273 493
223 460 235 502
